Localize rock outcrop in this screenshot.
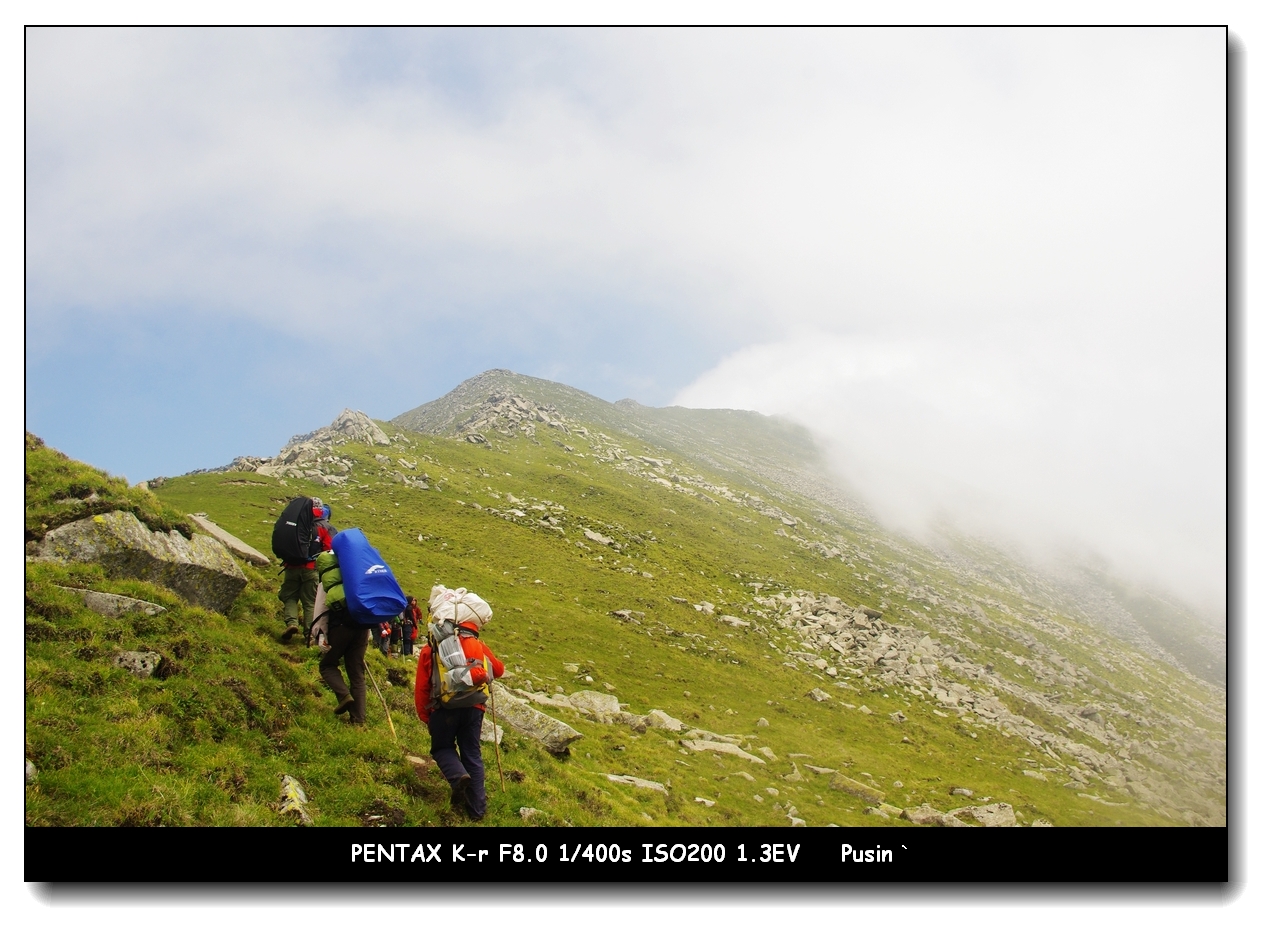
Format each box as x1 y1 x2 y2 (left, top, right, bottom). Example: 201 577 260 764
194 408 391 484
186 513 271 566
36 511 247 614
490 683 583 754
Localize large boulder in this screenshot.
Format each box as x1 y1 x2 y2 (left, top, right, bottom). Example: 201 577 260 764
37 511 247 614
491 683 583 754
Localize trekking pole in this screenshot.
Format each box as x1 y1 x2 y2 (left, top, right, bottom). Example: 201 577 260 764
488 680 506 793
364 657 398 742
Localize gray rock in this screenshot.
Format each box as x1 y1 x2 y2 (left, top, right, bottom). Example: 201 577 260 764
568 690 622 719
186 513 271 566
583 528 614 546
519 807 547 821
647 709 684 732
808 688 832 702
756 717 770 728
279 774 314 825
491 683 583 754
900 804 946 825
25 759 37 784
680 739 766 764
949 802 1018 827
37 511 247 614
607 774 668 794
55 585 167 618
480 718 505 744
829 773 886 804
114 651 162 678
950 787 974 797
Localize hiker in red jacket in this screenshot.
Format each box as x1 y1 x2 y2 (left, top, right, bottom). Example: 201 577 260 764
415 587 504 820
401 595 422 657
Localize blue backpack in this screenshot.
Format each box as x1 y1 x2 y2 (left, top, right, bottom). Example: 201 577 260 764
329 528 407 626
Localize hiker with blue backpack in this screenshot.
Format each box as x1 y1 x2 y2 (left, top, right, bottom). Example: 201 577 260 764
311 528 408 724
414 586 505 820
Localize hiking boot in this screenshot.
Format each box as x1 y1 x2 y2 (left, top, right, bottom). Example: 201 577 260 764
282 624 300 642
333 695 355 716
450 775 472 813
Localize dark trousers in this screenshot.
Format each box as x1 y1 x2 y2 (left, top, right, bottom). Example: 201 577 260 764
320 622 369 723
429 707 487 818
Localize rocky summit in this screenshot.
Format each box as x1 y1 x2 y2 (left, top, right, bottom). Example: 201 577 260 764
25 370 1225 829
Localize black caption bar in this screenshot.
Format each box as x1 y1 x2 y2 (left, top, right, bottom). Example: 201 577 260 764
26 826 1227 883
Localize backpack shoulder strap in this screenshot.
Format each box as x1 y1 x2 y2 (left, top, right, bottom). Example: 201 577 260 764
428 634 442 706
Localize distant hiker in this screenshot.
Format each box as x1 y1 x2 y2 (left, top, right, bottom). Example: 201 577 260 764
389 616 401 657
415 586 504 821
271 496 331 642
401 595 422 657
376 620 392 657
315 503 338 550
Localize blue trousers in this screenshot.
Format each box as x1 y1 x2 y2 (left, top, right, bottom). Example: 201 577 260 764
428 707 486 818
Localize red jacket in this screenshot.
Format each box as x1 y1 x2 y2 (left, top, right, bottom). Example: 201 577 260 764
414 629 504 724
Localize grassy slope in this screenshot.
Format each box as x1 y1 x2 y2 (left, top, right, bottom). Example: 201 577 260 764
26 416 1225 828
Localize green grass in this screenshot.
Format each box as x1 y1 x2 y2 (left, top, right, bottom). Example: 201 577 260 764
25 417 1224 828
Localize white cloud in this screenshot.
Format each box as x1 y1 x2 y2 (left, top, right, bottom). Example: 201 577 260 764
25 27 1226 608
675 326 1226 615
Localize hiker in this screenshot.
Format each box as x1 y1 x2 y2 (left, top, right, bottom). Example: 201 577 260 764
272 497 331 642
377 620 392 657
401 595 422 657
318 526 407 725
415 586 504 821
388 616 401 658
315 503 337 550
319 594 369 725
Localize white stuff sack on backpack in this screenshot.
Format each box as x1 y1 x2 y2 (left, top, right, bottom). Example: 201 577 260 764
428 585 492 628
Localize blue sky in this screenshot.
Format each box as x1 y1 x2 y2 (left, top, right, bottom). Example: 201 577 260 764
25 27 1227 611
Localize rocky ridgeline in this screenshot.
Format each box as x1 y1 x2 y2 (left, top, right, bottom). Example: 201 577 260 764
748 589 1224 827
180 409 391 487
455 392 584 444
